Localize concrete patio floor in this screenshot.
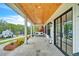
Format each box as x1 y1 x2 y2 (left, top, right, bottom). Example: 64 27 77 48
0 37 64 56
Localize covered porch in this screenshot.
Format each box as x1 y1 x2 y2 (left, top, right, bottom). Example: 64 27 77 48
1 3 79 56
0 36 64 56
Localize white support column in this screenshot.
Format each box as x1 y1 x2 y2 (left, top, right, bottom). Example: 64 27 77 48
46 26 48 34
43 25 45 33
31 24 32 37
32 25 34 34
24 19 27 44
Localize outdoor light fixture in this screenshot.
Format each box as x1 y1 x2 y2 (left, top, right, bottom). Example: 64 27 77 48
38 6 41 8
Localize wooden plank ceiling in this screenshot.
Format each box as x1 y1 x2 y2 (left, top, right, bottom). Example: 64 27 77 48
15 3 61 24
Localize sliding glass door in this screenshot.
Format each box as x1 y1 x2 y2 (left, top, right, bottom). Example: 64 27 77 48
54 8 73 55
55 18 61 47
62 15 67 52
66 10 73 55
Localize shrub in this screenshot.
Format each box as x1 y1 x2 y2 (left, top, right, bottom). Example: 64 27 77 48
16 37 24 46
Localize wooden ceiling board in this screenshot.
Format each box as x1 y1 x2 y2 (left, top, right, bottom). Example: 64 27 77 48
15 3 62 24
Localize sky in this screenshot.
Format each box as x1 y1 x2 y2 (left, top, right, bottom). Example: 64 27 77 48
0 3 25 25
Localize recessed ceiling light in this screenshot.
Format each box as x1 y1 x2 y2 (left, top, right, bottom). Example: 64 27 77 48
38 6 41 8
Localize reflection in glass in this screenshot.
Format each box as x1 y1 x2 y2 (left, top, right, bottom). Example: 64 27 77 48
56 20 58 45
66 11 73 55
54 9 73 55
62 15 67 52
57 18 61 47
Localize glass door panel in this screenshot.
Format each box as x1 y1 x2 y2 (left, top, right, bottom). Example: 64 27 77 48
62 15 67 52
55 18 61 47
66 11 73 55
56 20 58 45
57 18 61 47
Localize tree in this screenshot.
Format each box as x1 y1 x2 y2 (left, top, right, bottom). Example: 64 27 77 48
0 19 24 36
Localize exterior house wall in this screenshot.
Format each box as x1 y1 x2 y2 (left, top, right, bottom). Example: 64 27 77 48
50 3 79 54
50 22 54 43
73 4 79 53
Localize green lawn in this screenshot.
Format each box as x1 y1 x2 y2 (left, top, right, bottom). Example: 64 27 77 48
0 38 5 40
0 36 25 45
0 39 14 44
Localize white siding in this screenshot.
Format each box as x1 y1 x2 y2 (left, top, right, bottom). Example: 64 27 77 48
51 3 79 54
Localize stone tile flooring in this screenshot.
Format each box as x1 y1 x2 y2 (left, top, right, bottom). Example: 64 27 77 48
0 37 64 56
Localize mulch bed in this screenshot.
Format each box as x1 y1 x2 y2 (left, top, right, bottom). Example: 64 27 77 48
3 42 18 51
